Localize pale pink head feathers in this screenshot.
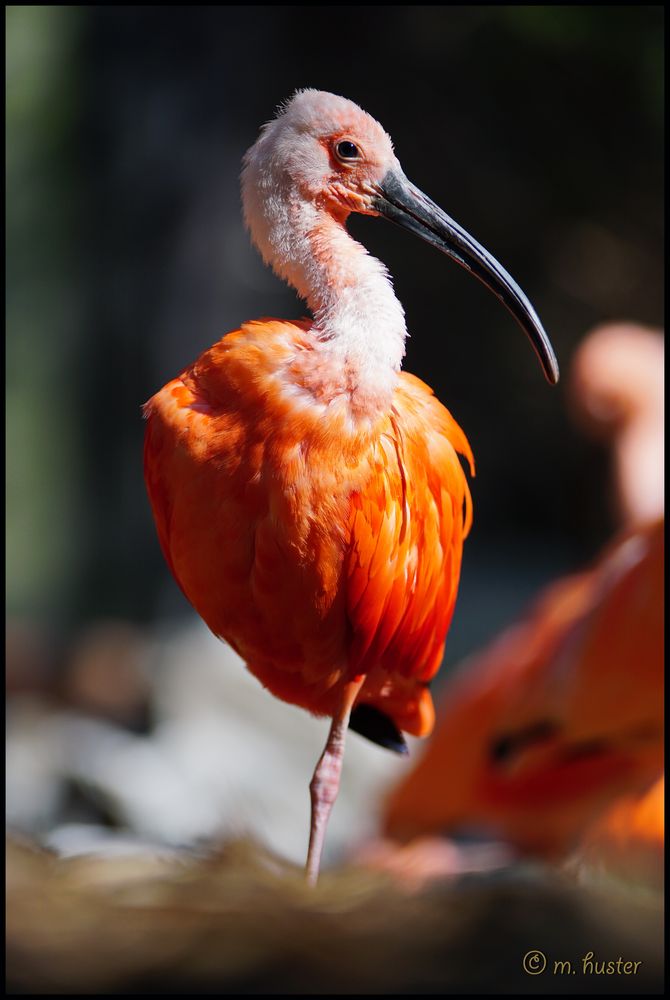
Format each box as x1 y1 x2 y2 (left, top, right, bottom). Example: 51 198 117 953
242 89 398 229
241 91 408 387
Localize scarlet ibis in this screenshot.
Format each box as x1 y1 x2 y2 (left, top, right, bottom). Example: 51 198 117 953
143 90 557 884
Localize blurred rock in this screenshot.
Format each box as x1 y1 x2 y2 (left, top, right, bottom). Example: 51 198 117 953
43 823 186 861
6 697 68 831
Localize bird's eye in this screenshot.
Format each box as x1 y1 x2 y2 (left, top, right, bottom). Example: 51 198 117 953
335 140 360 162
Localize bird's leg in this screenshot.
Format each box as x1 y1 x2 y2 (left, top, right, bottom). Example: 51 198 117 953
305 675 365 886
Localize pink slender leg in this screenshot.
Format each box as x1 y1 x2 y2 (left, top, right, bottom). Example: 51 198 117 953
305 677 365 886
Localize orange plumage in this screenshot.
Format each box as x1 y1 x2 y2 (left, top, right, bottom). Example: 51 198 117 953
144 319 473 738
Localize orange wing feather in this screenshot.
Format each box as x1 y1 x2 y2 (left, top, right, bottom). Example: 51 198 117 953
144 320 473 737
345 375 473 735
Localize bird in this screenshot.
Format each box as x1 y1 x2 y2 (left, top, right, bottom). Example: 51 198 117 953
381 324 664 884
143 90 558 885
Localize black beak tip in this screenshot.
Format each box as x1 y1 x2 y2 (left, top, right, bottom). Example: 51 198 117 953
543 352 560 386
375 170 560 387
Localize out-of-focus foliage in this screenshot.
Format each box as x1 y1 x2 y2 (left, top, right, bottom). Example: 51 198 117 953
7 6 82 617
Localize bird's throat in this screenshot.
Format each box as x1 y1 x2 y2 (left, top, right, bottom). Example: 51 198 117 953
247 179 408 414
297 214 408 411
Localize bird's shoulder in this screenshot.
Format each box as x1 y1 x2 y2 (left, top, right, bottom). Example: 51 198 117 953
144 318 313 422
393 370 475 476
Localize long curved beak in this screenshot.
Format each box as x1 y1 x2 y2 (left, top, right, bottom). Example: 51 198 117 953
373 171 559 385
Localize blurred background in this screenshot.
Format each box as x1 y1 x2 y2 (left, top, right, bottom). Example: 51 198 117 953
6 6 664 863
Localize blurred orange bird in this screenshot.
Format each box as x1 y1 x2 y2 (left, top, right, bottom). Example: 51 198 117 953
383 517 664 862
143 91 558 884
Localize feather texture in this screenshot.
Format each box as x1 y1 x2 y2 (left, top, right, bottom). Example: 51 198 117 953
144 319 473 738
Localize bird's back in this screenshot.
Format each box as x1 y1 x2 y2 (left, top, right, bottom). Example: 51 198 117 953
144 319 474 737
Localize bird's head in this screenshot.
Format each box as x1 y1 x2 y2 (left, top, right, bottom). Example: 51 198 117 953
242 89 397 220
242 90 558 384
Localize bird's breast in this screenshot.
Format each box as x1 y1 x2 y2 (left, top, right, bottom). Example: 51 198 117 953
144 324 383 630
143 319 474 728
